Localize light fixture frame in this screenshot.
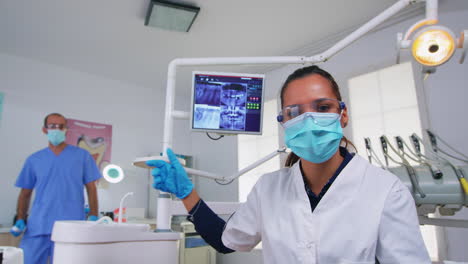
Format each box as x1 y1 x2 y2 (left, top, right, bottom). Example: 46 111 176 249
144 0 200 32
396 0 466 69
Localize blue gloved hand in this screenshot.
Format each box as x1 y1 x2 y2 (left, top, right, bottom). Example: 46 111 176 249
84 205 90 215
87 215 99 221
146 148 193 199
10 219 26 237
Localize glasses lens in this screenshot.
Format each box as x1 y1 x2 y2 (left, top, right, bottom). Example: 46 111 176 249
310 112 341 126
311 99 341 114
280 106 299 122
46 124 65 130
280 98 342 123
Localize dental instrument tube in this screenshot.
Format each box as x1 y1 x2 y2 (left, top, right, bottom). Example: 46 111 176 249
427 130 439 153
365 138 372 163
118 192 133 224
380 137 390 168
460 177 468 195
397 136 443 179
427 129 468 163
457 169 468 195
411 135 423 158
412 133 468 195
364 138 386 169
380 136 426 198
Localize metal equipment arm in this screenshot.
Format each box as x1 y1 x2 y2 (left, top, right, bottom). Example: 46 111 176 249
184 147 287 181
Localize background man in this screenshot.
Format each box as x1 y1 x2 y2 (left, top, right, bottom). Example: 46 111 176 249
10 113 102 264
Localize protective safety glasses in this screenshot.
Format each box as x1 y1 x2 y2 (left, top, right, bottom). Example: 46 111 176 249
277 98 345 126
45 123 67 130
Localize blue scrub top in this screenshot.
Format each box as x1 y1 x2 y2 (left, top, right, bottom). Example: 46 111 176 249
15 145 102 237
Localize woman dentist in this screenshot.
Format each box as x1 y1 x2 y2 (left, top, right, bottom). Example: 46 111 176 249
146 65 431 264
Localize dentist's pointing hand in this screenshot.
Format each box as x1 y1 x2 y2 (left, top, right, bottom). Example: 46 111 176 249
146 148 193 199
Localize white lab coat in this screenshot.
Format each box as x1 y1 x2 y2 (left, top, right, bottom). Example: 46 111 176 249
221 154 430 264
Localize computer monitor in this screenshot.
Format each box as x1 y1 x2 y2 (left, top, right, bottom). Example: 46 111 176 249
191 71 265 135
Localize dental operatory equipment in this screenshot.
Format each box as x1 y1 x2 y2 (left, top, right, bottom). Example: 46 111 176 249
380 136 390 168
395 136 443 179
380 135 426 198
364 137 387 169
412 133 468 195
132 0 467 231
369 134 468 227
426 129 468 163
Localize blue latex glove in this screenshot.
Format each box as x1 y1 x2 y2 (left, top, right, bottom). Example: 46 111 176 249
10 219 26 237
146 148 193 199
87 215 99 221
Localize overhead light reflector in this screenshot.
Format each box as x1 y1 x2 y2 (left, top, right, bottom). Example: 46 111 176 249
412 26 456 67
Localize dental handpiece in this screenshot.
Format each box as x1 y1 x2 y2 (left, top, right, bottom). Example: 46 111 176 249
364 137 386 169
405 164 426 198
412 133 468 195
380 137 389 168
427 130 438 153
409 135 443 179
380 136 426 198
365 138 372 163
398 136 443 180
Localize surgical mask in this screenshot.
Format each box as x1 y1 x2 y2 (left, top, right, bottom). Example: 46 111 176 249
47 130 66 146
283 112 343 163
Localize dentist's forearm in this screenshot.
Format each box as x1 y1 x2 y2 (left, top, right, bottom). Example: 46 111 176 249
182 189 201 212
86 181 99 216
17 189 32 220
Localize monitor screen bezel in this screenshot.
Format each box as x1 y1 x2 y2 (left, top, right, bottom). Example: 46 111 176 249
190 71 266 135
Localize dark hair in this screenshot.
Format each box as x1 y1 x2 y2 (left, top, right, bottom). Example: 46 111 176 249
280 65 355 167
43 113 67 127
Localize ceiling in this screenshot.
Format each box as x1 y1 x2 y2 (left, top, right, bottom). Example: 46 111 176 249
0 0 465 93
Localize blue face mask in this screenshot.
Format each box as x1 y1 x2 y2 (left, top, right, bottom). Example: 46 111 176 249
47 130 66 146
283 112 343 163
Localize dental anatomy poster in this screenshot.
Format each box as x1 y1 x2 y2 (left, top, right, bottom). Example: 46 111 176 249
65 119 113 171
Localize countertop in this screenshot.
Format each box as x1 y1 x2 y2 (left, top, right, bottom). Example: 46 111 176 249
0 227 12 233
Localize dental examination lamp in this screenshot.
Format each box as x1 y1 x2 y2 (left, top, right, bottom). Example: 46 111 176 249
396 0 468 72
102 164 125 183
134 0 467 231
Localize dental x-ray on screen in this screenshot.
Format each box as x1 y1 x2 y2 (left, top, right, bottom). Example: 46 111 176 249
191 71 265 135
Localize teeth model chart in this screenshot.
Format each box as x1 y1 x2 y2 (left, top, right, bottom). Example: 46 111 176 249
77 135 107 167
